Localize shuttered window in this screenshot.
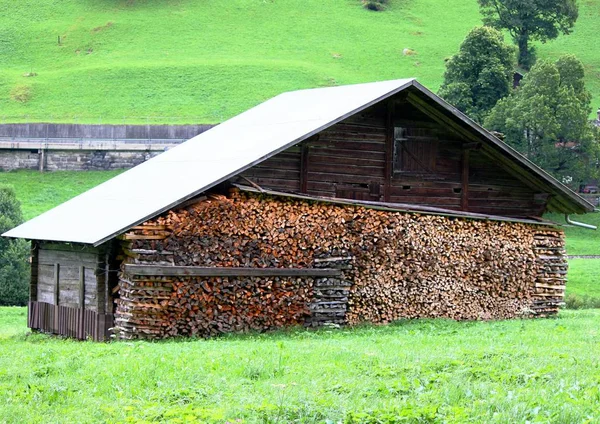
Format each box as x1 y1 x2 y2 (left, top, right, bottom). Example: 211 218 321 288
393 127 438 174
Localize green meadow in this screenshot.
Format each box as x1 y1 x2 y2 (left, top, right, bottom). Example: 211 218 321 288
2 307 600 423
0 0 598 124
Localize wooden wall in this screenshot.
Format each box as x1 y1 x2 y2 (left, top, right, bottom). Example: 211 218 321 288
239 96 547 218
35 242 110 313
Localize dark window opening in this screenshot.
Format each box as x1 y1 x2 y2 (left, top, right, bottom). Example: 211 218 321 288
393 127 438 174
453 188 462 194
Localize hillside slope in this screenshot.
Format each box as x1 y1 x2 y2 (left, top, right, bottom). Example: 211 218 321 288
0 0 598 124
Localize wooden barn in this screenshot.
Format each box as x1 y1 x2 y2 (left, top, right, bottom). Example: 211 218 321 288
3 79 595 340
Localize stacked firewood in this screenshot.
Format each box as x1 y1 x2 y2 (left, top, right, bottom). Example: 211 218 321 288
113 190 566 339
530 229 567 316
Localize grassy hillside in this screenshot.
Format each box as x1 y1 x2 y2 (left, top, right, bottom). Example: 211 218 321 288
2 306 600 422
0 0 598 124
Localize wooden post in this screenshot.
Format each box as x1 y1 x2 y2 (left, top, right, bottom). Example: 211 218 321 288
53 263 60 333
79 266 85 308
384 99 395 202
461 149 469 211
30 242 39 302
53 263 60 305
300 142 309 193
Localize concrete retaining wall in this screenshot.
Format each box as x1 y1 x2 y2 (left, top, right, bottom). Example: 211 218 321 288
0 123 214 171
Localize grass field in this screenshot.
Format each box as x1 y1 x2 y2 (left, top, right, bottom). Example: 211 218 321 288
1 307 600 423
0 0 598 124
0 169 123 220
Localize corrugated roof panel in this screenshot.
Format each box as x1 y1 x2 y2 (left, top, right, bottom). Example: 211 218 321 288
3 79 415 245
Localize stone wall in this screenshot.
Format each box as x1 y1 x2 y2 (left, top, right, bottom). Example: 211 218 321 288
0 148 163 171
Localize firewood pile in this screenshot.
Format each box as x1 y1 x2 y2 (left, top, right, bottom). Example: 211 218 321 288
530 230 567 316
113 190 566 339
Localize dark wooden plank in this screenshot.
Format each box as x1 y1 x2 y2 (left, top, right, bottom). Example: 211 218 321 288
124 265 342 278
38 249 99 267
461 149 469 211
307 171 385 185
53 264 60 306
301 143 309 193
308 146 385 161
79 266 85 308
30 242 39 302
384 99 394 202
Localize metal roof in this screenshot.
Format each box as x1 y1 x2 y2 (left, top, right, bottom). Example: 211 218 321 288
3 79 415 246
3 79 594 246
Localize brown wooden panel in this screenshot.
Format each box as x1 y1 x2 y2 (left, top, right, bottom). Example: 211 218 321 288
309 153 385 167
307 171 384 185
308 146 385 161
38 249 99 267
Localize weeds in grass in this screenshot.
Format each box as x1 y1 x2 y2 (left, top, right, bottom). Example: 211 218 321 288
564 292 600 309
10 85 32 103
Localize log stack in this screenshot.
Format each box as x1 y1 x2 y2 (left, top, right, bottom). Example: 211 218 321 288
113 190 567 339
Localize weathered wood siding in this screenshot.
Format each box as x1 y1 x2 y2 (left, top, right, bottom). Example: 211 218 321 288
36 243 104 312
239 98 546 218
30 242 117 340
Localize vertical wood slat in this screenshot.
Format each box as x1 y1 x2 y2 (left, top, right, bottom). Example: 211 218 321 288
30 242 39 302
461 149 469 211
300 143 309 193
28 301 114 341
53 264 60 331
384 99 394 202
78 265 85 339
79 266 85 307
53 263 60 305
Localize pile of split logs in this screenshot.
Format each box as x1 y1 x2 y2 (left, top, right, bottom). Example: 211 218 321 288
114 190 566 339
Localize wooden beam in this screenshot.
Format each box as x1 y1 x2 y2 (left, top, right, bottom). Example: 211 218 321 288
300 142 309 193
406 92 480 143
124 264 342 278
30 241 39 302
79 266 85 308
53 263 60 306
461 149 469 211
384 99 394 202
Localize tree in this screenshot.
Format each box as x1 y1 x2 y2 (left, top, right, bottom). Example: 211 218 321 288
438 26 516 123
478 0 578 69
0 185 29 306
485 55 599 186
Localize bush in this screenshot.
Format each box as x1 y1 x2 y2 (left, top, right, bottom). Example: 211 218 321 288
0 185 29 306
363 0 388 11
9 85 32 103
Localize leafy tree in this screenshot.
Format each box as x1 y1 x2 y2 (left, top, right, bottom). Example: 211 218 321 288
438 26 515 123
485 55 599 186
478 0 578 69
0 185 29 306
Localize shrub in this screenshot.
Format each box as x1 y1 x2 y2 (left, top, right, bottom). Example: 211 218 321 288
363 0 388 11
10 85 32 103
0 185 29 306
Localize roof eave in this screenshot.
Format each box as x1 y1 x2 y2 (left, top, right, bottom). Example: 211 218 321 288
409 80 595 215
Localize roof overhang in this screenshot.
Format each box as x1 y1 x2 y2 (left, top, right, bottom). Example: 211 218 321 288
3 79 593 246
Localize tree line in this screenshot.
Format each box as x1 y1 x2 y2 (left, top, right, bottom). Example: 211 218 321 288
439 0 599 188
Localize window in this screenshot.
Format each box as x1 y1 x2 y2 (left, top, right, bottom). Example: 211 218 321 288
392 127 438 174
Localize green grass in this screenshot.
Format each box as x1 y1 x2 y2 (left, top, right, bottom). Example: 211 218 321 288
2 307 600 423
0 0 598 124
0 169 122 220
